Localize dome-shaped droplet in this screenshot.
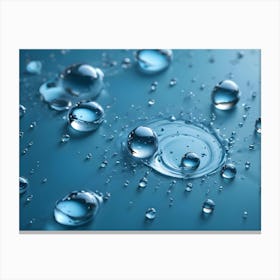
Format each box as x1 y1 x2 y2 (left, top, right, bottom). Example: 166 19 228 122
60 64 104 99
20 105 26 118
26 61 42 75
136 49 173 74
211 80 240 110
255 117 261 134
127 126 158 159
181 152 200 170
20 177 29 195
145 208 156 220
54 190 102 226
221 163 237 179
202 199 215 214
68 101 105 132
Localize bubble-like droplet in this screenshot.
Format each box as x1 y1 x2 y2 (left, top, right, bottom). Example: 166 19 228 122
138 177 148 188
245 161 251 169
185 183 193 192
26 61 42 75
211 80 240 110
54 190 102 226
136 49 173 74
202 199 215 214
61 134 70 143
169 78 177 87
221 163 237 179
243 211 248 219
145 208 156 220
255 117 261 134
148 99 155 106
20 177 29 195
181 152 200 170
68 101 105 132
60 64 104 99
127 126 158 159
20 105 26 118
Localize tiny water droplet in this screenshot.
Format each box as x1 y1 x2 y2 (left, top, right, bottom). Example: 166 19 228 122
136 49 173 74
20 177 29 195
150 81 158 92
255 117 261 134
169 78 177 87
26 61 42 75
42 178 48 184
237 51 245 59
86 153 93 160
148 99 155 106
124 180 130 187
127 126 158 159
181 152 200 170
170 115 176 122
30 121 37 129
61 134 70 143
202 199 215 214
221 163 237 179
20 105 26 118
121 57 131 69
138 177 148 188
243 211 248 219
211 80 240 110
100 160 108 168
25 194 34 203
245 161 251 169
54 190 102 226
218 185 223 192
68 101 105 132
249 144 255 150
185 182 193 192
145 208 156 220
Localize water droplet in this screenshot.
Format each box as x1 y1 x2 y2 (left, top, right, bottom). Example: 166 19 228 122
255 117 261 134
251 91 257 99
169 78 177 87
238 122 243 128
237 51 245 59
150 81 158 92
60 64 104 99
181 152 200 170
20 177 29 194
26 61 42 75
42 178 48 184
25 194 34 203
86 153 93 160
127 126 158 159
124 180 130 187
148 99 155 106
211 80 240 110
61 134 70 143
218 185 223 192
100 160 108 168
185 182 193 192
138 177 148 188
145 208 156 220
249 144 255 150
136 49 173 74
29 121 37 129
20 105 26 118
221 163 237 179
202 199 215 214
170 115 176 122
245 161 251 169
121 57 131 69
68 101 105 132
54 190 102 226
243 211 248 219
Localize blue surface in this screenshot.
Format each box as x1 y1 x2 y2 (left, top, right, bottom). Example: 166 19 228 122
19 49 261 231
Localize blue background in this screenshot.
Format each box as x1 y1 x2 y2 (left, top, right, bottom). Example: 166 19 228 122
20 49 261 231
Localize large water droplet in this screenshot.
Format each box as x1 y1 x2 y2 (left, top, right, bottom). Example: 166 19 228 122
202 199 215 214
145 208 156 220
127 126 158 159
26 61 42 75
54 190 102 226
60 64 104 99
68 101 105 132
181 152 200 170
20 105 26 118
20 177 29 195
211 80 240 110
136 49 173 74
255 117 261 134
221 163 237 179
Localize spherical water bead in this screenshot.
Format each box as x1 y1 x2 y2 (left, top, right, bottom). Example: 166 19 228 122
68 101 105 132
150 81 158 92
202 199 215 214
127 126 158 159
145 208 156 220
29 121 37 129
185 182 193 192
211 80 240 110
181 152 200 170
169 78 177 87
243 211 248 219
20 105 26 118
138 177 148 188
60 64 104 99
255 117 261 134
245 161 251 169
221 163 237 179
136 49 173 74
148 99 155 106
26 61 42 75
20 177 29 195
61 134 70 143
54 190 102 226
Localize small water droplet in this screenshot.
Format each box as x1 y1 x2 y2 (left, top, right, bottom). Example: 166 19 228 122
237 51 245 59
100 160 108 168
243 211 248 219
181 152 200 170
61 134 70 143
202 199 215 214
26 61 42 75
218 185 223 192
150 81 158 92
54 190 102 226
121 57 131 69
20 105 26 118
86 153 93 160
30 121 37 129
148 99 155 106
238 122 243 128
145 208 156 220
169 78 177 87
255 117 261 134
211 80 240 110
245 161 251 169
138 177 148 188
170 115 176 122
20 177 29 195
221 163 237 179
136 49 173 74
249 144 255 150
42 178 48 184
25 194 34 203
124 180 130 187
127 126 158 159
68 101 105 132
185 182 193 192
251 91 257 99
